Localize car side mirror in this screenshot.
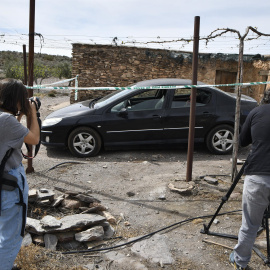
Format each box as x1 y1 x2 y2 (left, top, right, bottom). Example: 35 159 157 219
118 108 128 117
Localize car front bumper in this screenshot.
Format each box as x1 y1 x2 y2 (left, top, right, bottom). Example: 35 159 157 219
41 128 67 148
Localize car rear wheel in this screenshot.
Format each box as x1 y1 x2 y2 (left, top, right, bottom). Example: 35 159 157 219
206 125 234 155
68 127 101 157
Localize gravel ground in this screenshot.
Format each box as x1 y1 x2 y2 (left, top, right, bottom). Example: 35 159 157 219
22 92 267 270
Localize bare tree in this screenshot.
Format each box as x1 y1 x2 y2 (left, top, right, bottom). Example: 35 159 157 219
205 27 270 180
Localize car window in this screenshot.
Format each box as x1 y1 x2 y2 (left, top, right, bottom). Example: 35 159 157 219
171 88 192 108
111 89 166 112
171 88 211 108
94 89 130 109
196 89 212 106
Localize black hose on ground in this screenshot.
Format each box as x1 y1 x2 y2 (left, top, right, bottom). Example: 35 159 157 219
62 209 241 255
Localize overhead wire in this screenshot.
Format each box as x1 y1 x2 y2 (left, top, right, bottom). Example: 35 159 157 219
1 32 269 56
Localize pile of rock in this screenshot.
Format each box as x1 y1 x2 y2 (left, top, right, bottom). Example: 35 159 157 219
24 188 116 251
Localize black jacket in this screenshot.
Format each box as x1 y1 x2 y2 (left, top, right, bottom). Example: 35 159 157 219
240 104 270 175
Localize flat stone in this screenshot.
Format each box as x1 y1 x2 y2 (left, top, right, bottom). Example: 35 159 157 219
168 183 194 196
37 189 55 201
204 176 218 185
101 221 115 239
51 195 65 207
102 211 117 225
44 234 58 250
75 194 100 203
28 189 38 203
36 199 51 206
149 186 167 201
131 234 175 265
75 226 104 242
89 202 107 211
105 251 148 270
62 199 82 209
41 215 62 228
22 233 32 246
26 214 106 234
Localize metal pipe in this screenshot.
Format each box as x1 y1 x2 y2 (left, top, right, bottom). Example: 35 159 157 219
26 0 35 174
186 16 200 182
23 45 27 85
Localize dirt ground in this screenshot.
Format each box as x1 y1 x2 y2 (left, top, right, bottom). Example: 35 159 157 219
23 93 268 270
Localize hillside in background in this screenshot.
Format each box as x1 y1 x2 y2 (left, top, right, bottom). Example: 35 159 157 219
0 51 72 80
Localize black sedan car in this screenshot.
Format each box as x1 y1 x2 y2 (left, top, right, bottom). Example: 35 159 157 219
41 78 257 157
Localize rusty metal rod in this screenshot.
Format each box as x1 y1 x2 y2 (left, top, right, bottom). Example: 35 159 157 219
26 0 35 174
23 45 27 85
186 16 200 182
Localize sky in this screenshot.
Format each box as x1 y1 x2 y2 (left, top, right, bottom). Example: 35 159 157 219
1 0 270 57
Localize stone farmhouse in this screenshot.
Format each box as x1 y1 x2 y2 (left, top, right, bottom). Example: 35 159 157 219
71 44 270 103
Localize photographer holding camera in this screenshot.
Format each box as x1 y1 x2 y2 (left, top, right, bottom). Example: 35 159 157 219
0 78 40 270
229 89 270 270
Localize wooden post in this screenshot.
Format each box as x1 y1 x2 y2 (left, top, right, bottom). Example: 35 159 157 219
231 38 244 181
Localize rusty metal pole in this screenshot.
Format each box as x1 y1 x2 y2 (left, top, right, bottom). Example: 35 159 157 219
23 45 27 85
26 0 35 174
186 16 200 182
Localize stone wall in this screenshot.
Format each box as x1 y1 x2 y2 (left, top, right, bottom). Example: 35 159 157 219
71 44 270 103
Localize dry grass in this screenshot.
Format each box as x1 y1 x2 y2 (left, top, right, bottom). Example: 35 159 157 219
115 222 145 239
15 245 86 270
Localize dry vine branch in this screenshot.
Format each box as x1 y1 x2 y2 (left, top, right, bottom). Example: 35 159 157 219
124 26 270 180
125 37 193 45
204 26 270 180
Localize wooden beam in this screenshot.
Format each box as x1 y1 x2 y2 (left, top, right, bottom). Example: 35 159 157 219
259 70 270 76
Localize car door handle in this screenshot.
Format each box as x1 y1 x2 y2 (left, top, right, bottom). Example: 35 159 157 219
203 111 210 114
153 115 162 119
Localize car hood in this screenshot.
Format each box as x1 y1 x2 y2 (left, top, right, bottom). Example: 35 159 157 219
226 92 257 102
46 100 93 119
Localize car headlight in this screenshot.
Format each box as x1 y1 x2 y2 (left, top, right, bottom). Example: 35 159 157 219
42 117 62 127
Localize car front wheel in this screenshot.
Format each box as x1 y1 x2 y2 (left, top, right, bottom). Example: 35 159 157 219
206 125 234 155
68 127 101 157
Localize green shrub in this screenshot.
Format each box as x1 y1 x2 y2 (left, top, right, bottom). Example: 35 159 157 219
48 90 57 97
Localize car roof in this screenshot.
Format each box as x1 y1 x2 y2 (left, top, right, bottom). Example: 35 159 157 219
131 78 205 87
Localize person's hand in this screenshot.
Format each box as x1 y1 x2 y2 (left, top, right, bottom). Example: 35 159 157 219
29 97 38 115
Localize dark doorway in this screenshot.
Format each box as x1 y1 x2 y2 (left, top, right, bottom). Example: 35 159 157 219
215 70 237 92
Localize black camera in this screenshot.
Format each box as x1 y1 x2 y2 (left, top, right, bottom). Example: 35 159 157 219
29 97 41 111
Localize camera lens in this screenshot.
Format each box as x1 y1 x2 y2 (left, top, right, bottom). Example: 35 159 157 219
29 97 41 111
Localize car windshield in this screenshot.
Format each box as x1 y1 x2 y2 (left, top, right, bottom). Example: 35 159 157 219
93 89 133 108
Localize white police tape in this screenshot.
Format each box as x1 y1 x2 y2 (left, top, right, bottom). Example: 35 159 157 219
34 76 78 87
25 80 270 91
26 75 80 99
25 79 270 101
26 81 270 91
75 75 78 101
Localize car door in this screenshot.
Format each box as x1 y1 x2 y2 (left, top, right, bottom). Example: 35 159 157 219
163 88 217 143
100 89 167 147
